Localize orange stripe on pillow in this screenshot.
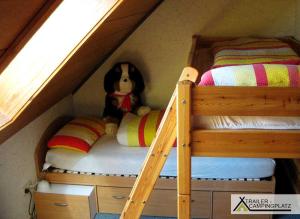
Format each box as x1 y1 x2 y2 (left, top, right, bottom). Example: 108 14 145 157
72 118 105 133
84 117 105 125
70 121 102 137
173 139 177 147
48 135 90 153
138 114 148 147
57 124 97 144
144 111 160 146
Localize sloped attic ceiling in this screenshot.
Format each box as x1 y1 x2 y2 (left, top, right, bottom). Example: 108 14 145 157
0 0 46 58
0 0 162 144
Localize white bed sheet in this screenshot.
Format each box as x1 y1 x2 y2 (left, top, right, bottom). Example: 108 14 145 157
45 135 275 179
193 116 300 129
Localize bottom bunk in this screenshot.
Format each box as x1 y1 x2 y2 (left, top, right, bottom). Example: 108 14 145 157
35 116 275 218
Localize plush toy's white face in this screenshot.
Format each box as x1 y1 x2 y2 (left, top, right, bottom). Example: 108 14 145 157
118 64 133 94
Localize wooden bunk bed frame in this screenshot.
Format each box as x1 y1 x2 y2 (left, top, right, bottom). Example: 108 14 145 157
34 35 300 218
119 35 300 218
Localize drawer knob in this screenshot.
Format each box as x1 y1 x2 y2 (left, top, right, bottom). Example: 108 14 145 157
112 195 126 200
54 202 68 207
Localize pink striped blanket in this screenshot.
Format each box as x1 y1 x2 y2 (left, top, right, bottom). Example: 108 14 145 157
199 64 300 87
212 38 300 68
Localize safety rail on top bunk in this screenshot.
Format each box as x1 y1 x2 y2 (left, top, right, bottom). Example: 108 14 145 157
120 66 300 219
191 86 300 158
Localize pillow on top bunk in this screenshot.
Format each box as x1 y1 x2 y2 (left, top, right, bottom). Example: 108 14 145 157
47 117 105 153
212 38 300 68
199 64 300 87
117 110 167 147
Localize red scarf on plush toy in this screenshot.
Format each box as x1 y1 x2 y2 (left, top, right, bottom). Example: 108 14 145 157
110 92 132 112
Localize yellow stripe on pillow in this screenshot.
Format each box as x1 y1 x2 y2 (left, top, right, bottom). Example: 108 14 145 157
127 116 140 147
57 124 98 145
144 111 160 146
264 64 289 87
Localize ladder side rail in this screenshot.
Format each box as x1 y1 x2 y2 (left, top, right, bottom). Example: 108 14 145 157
177 81 192 218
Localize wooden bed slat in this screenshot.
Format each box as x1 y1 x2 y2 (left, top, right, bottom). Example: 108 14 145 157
192 129 300 158
192 86 300 116
44 172 275 192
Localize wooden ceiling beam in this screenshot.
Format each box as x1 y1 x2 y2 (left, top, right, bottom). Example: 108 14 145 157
0 0 46 48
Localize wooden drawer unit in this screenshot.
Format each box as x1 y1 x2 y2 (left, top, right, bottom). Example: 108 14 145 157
97 186 210 218
212 192 271 219
34 184 97 219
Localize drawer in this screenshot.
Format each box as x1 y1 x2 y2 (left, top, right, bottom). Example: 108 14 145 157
34 184 97 219
97 186 210 218
213 192 271 219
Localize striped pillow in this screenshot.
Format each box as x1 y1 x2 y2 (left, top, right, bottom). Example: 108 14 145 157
117 111 165 147
199 64 300 87
48 117 105 153
212 38 300 68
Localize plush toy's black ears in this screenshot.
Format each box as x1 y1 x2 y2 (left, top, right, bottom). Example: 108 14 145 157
128 63 145 94
104 64 122 93
104 69 115 93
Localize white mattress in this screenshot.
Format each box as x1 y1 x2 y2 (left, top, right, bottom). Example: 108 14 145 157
45 135 275 179
193 116 300 129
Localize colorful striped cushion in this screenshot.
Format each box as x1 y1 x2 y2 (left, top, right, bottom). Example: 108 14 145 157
48 117 105 153
117 111 165 147
212 38 300 68
199 64 300 87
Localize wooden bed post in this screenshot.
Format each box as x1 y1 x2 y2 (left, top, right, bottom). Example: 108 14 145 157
177 80 192 219
120 67 198 219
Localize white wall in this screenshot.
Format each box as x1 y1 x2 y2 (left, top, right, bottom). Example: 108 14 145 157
73 0 297 115
0 96 73 219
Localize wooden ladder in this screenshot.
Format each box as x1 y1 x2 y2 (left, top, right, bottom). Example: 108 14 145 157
120 67 198 219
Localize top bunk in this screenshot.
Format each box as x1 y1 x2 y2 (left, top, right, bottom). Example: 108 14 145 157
189 35 300 75
186 35 300 116
184 36 300 158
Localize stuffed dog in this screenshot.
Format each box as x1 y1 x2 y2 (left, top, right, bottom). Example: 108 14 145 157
103 62 150 135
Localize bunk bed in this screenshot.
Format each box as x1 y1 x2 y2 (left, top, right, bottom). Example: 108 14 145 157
35 117 275 218
34 36 300 219
119 35 300 219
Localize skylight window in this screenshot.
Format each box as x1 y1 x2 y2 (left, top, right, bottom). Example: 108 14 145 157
0 0 119 127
